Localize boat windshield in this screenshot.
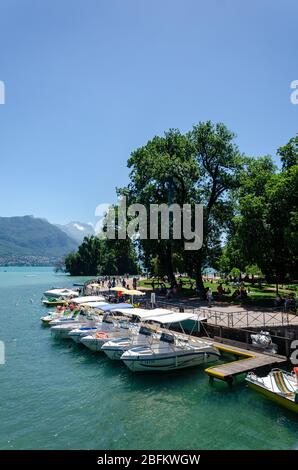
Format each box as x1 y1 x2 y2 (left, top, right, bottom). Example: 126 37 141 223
160 332 175 344
139 326 152 336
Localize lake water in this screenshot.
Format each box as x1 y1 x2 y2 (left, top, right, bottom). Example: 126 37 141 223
0 267 297 450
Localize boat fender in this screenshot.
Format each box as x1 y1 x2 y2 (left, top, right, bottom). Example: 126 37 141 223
96 332 108 339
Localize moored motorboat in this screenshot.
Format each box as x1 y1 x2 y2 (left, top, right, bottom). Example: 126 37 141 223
81 325 137 352
43 288 79 299
80 309 141 351
68 326 101 343
102 325 160 360
50 310 102 339
246 368 298 413
102 310 204 361
121 332 220 372
40 305 74 325
42 298 68 307
51 322 89 339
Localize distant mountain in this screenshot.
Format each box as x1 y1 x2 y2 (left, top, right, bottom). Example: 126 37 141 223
56 221 95 244
0 216 78 264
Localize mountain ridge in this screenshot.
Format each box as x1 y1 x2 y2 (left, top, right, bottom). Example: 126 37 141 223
55 221 94 244
0 215 79 265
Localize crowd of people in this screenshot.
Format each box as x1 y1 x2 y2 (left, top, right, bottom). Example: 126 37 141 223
85 275 139 295
148 275 297 312
274 293 297 312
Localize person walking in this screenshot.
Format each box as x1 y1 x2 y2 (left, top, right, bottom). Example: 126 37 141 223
206 287 213 308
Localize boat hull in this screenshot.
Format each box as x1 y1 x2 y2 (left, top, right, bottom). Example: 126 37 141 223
122 350 219 372
68 329 98 343
81 329 131 352
247 381 298 414
50 324 84 339
102 336 154 361
80 336 107 351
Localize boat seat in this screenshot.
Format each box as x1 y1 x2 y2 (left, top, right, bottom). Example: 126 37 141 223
272 371 294 396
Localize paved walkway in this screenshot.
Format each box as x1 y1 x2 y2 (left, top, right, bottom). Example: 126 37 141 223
84 280 298 328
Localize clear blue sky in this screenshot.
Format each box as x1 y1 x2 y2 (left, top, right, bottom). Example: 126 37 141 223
0 0 297 225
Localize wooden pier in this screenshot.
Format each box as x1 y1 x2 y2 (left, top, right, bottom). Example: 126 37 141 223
203 337 287 384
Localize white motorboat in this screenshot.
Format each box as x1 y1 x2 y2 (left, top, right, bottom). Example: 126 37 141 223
80 324 138 352
40 305 76 325
43 288 79 299
51 322 86 339
102 309 199 360
121 331 220 372
68 326 101 343
50 310 103 339
79 309 145 351
48 301 110 326
102 325 160 360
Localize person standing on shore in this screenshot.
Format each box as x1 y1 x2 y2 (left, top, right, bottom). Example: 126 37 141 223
206 287 213 307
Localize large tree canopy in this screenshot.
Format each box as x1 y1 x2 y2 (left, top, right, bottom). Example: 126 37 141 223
64 125 297 287
220 138 298 287
119 122 244 289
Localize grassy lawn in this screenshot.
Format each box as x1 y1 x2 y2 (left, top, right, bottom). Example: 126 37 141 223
139 277 297 308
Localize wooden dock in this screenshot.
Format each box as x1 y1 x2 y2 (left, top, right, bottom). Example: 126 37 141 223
202 337 287 384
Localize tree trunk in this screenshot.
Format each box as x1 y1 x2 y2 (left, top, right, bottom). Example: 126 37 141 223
166 243 176 286
195 263 205 295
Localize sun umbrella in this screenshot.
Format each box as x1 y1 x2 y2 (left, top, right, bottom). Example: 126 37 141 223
124 289 145 304
109 286 129 293
125 290 145 296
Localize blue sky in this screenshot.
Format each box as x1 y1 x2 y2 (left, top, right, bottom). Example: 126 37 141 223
0 0 297 225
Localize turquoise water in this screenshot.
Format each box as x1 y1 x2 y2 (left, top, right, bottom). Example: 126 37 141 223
0 267 297 450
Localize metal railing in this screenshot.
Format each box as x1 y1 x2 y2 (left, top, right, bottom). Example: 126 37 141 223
148 300 298 329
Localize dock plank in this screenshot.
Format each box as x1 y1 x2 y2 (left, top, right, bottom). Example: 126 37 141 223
202 337 287 382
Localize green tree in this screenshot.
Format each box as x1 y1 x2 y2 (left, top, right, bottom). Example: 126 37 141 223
185 121 243 291
277 134 298 170
120 128 198 285
222 143 298 292
120 122 243 289
64 234 139 276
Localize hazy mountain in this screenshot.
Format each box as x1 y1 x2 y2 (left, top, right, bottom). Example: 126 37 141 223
0 216 78 263
56 221 95 244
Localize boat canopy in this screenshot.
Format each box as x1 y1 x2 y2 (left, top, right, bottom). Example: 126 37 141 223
113 307 174 320
144 311 203 324
44 288 79 297
72 295 106 304
100 303 134 312
80 301 110 308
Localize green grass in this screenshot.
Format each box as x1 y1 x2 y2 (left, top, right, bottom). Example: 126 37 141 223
139 276 297 308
